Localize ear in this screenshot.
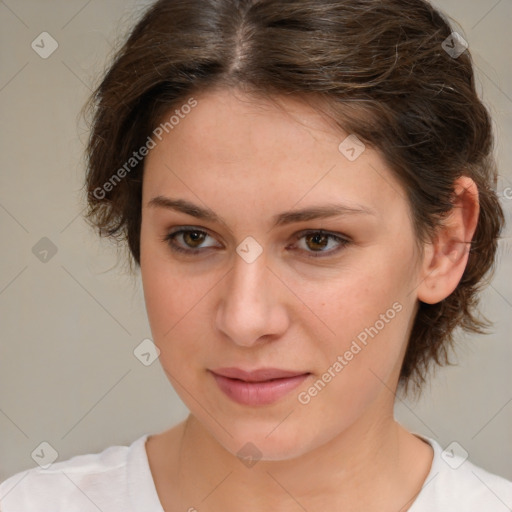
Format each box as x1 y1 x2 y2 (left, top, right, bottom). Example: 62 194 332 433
417 176 480 305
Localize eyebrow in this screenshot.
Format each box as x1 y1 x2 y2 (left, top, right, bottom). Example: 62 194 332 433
147 196 376 229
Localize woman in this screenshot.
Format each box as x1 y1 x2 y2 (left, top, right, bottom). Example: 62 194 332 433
1 0 511 510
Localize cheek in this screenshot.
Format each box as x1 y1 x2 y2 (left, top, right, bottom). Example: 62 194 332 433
140 225 195 335
140 244 221 374
141 268 201 384
309 244 417 375
142 263 198 340
296 296 414 431
140 234 185 344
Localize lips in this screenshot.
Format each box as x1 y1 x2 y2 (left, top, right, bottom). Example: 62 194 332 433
209 367 310 406
212 367 307 382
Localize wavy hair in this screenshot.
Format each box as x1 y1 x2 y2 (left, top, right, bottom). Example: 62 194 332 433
83 0 505 392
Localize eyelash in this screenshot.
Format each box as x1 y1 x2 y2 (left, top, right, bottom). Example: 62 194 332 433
162 227 351 259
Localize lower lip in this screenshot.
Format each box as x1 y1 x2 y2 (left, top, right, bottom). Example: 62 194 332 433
210 372 310 406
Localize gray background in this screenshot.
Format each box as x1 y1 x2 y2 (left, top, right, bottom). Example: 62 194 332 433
1 0 511 482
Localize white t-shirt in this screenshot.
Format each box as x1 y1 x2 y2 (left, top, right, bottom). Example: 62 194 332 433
1 433 511 511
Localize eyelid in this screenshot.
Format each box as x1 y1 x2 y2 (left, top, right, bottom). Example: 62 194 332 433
290 228 351 244
166 225 219 241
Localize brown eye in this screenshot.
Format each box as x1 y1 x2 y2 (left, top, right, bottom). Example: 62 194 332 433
305 233 330 251
163 228 221 255
182 230 206 248
292 230 351 258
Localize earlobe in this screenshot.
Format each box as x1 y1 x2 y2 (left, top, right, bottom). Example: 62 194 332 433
416 176 480 305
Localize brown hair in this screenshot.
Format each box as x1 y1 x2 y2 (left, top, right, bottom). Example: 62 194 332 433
84 0 504 393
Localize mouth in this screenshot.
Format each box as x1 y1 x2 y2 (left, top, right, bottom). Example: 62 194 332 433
209 367 311 406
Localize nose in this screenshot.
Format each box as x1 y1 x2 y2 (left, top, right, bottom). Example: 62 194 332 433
215 253 290 348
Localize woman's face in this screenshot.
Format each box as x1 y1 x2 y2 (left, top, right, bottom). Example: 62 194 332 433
140 87 423 460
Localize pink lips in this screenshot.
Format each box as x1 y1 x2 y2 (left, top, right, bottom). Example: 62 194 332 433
210 367 310 406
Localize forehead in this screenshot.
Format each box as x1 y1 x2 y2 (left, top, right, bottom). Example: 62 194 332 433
142 87 409 224
157 88 343 163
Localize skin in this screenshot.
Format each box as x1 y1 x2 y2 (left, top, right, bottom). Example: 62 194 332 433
139 86 479 511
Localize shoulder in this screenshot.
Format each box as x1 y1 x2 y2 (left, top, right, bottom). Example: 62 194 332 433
410 435 512 512
0 435 149 512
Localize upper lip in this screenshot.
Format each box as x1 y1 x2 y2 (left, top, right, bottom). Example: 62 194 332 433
210 367 309 382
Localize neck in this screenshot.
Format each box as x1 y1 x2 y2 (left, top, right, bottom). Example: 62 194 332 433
168 399 429 511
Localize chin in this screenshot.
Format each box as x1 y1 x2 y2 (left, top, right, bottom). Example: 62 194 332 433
206 414 327 463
